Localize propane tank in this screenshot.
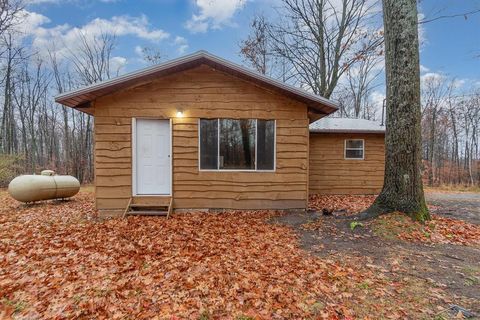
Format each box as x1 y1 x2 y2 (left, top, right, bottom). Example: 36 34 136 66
8 170 80 203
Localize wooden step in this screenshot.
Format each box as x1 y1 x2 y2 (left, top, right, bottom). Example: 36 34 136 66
123 197 173 218
130 204 168 209
127 210 168 216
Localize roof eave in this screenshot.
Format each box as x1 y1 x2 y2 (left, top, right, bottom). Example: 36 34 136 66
309 129 386 134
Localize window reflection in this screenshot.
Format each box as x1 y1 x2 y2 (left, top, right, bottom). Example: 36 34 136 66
219 119 256 170
199 118 275 170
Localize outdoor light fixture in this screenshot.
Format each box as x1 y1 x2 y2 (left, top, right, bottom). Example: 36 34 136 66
176 109 184 118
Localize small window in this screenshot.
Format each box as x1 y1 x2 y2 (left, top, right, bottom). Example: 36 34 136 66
345 139 364 159
199 119 276 171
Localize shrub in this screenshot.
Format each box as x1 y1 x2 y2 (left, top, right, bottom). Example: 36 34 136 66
0 154 25 187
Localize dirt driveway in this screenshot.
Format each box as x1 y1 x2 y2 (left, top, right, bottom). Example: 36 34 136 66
427 191 480 225
272 192 480 319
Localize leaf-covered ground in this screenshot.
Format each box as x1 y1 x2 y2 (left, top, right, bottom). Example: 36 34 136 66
1 190 479 319
308 193 480 246
299 194 479 319
373 213 480 246
0 190 381 319
308 194 375 215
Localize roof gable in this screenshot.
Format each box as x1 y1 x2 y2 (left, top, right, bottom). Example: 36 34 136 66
55 51 338 117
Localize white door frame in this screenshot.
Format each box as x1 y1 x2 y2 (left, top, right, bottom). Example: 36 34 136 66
132 118 172 196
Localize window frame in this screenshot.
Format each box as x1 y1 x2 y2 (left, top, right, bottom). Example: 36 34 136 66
344 139 365 160
198 118 276 172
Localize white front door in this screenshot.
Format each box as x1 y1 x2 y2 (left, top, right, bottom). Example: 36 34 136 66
135 119 171 195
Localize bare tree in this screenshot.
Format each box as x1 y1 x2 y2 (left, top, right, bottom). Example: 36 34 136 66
421 74 448 185
0 0 23 40
67 31 117 85
13 58 50 172
240 15 270 75
140 47 164 65
335 51 383 118
0 33 23 154
360 0 430 221
264 0 383 98
63 30 118 182
49 48 75 175
346 53 383 118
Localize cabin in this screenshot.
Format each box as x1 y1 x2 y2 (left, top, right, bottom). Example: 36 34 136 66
309 118 385 195
55 51 385 217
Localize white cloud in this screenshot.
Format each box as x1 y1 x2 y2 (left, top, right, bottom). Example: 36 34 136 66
174 36 188 54
28 0 119 4
27 0 60 4
420 65 429 73
451 78 466 89
134 45 143 56
75 15 169 42
110 56 127 72
11 10 50 37
417 13 427 47
185 0 247 33
370 91 386 111
421 72 446 84
26 14 169 60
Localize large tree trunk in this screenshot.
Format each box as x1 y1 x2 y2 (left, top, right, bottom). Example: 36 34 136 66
359 0 430 221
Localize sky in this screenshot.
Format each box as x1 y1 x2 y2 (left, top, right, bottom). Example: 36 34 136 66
21 0 480 95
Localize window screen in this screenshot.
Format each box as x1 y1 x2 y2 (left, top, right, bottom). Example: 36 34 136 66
199 119 275 171
345 139 364 159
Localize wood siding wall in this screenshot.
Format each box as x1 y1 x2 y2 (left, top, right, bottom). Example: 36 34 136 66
309 133 385 194
93 64 309 215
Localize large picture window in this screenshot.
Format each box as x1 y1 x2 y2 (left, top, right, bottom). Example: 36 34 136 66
199 119 276 171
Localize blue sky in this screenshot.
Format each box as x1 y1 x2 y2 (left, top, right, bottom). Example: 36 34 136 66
419 0 480 83
24 0 480 89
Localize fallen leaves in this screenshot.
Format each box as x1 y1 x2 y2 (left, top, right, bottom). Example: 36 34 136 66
373 213 480 246
0 190 370 319
308 194 480 247
1 190 478 319
308 194 375 215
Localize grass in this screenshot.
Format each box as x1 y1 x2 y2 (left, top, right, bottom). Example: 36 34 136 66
236 316 255 320
371 211 480 246
371 213 423 240
198 310 211 320
349 221 364 231
462 265 480 287
80 184 95 193
1 298 27 314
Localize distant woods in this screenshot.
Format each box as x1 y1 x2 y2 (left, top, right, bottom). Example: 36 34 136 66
421 76 480 186
239 0 480 187
0 1 120 185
